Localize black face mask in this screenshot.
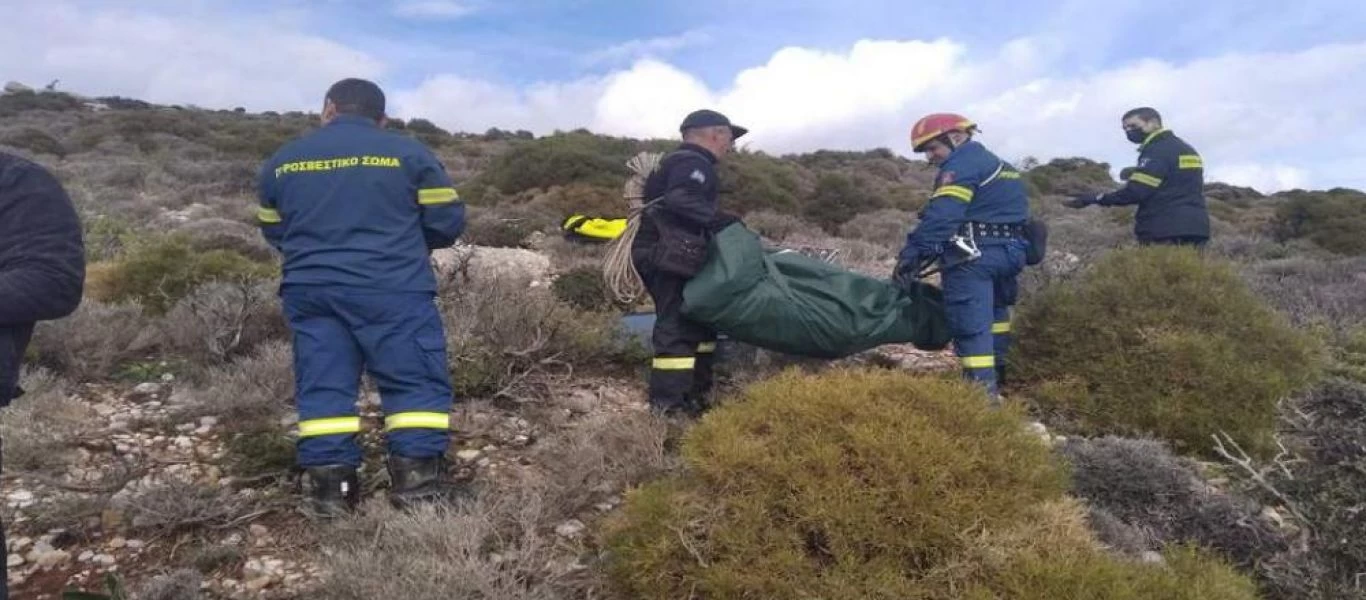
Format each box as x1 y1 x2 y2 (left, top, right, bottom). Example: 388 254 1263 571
1125 128 1147 144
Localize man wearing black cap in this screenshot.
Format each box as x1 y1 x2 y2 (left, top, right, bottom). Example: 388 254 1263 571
631 109 746 417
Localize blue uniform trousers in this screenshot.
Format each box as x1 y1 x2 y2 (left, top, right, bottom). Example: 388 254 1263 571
281 285 454 467
940 240 1026 397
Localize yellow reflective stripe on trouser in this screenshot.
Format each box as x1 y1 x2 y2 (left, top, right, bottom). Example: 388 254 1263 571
992 321 1012 334
298 416 362 438
962 355 996 369
653 357 696 370
1178 154 1203 169
418 187 459 205
1129 172 1163 187
933 185 974 202
257 207 282 224
696 342 716 354
385 412 450 431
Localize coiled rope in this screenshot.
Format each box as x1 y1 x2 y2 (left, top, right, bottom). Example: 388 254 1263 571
603 151 664 305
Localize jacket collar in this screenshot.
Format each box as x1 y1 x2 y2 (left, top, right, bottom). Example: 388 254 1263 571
1139 128 1170 151
679 142 718 163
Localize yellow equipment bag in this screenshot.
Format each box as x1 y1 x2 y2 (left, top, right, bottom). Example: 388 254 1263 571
562 214 628 242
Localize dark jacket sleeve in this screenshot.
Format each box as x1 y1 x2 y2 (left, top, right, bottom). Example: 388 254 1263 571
1098 146 1172 207
407 144 465 250
0 155 85 325
658 154 718 228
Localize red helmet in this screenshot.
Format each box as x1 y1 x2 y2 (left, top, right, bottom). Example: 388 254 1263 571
909 113 977 152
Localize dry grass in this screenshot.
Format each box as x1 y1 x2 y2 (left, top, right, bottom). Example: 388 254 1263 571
0 368 97 473
157 280 286 368
175 340 294 429
123 477 266 536
28 300 151 381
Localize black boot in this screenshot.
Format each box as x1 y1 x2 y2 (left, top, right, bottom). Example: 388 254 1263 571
387 455 473 510
300 464 359 519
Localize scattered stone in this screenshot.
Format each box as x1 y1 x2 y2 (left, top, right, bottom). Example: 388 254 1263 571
126 539 145 550
200 416 220 428
245 576 274 592
34 549 71 569
108 537 126 550
7 554 23 568
8 490 35 508
78 550 94 562
94 554 117 566
555 519 586 539
456 449 482 462
132 382 162 397
249 524 270 538
1139 550 1165 565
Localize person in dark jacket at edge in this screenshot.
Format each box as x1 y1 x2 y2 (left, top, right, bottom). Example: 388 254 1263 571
1064 107 1211 248
257 78 467 518
631 109 745 418
0 151 85 599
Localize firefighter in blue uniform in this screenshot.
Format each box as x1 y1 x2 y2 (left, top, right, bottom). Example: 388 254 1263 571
631 109 745 417
1065 107 1211 247
894 113 1031 401
257 78 467 517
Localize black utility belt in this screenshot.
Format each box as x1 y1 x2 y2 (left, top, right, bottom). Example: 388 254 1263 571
963 221 1027 239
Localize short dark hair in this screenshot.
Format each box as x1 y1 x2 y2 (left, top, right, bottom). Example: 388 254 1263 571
1122 106 1162 124
325 78 386 121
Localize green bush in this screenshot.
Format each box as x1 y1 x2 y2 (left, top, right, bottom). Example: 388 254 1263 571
0 90 84 116
100 234 278 315
601 369 1257 599
1270 189 1366 255
803 172 887 232
481 132 639 194
1026 157 1116 196
551 266 611 312
717 151 804 215
1012 246 1322 459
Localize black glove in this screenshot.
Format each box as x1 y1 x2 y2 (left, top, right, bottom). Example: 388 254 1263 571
1063 193 1100 209
892 255 921 290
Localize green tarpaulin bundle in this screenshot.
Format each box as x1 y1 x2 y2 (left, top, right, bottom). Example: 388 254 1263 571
681 223 951 359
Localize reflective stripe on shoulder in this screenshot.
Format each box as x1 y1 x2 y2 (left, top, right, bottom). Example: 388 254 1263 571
1178 155 1203 169
257 207 282 224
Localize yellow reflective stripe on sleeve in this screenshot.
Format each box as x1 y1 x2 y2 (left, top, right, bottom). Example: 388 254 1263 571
934 185 974 202
1129 172 1163 187
298 416 362 438
257 207 282 224
1178 155 1203 169
653 357 696 370
962 355 996 369
418 187 459 205
696 342 716 354
992 322 1012 334
384 412 451 431
998 170 1021 179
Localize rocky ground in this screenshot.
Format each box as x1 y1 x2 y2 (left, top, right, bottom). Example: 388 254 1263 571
4 340 958 599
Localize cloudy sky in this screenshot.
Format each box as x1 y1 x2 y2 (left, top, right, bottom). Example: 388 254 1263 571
3 0 1364 193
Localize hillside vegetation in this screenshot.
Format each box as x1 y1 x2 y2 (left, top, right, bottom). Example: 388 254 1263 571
0 86 1364 599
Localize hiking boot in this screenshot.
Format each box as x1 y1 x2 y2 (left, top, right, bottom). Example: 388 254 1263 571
300 464 359 519
387 454 474 510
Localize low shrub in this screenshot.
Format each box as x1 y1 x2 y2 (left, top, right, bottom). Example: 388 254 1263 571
1060 436 1294 596
1270 189 1366 255
1 126 66 158
96 233 278 315
1012 246 1323 459
0 368 95 474
802 172 886 232
550 265 612 312
741 210 823 242
838 208 915 249
29 300 150 381
158 280 286 366
601 369 1258 599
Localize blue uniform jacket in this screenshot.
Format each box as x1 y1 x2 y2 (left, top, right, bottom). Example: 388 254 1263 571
900 141 1029 262
1098 129 1210 241
257 115 465 292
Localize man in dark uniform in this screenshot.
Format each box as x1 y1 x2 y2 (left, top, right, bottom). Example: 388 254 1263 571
257 78 467 517
1065 107 1211 248
0 151 85 597
631 109 745 417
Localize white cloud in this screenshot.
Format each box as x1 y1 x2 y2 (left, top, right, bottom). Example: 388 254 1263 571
0 3 385 112
584 30 714 65
3 3 1363 193
392 0 476 19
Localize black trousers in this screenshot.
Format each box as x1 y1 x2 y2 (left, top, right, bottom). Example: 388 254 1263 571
636 260 717 414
